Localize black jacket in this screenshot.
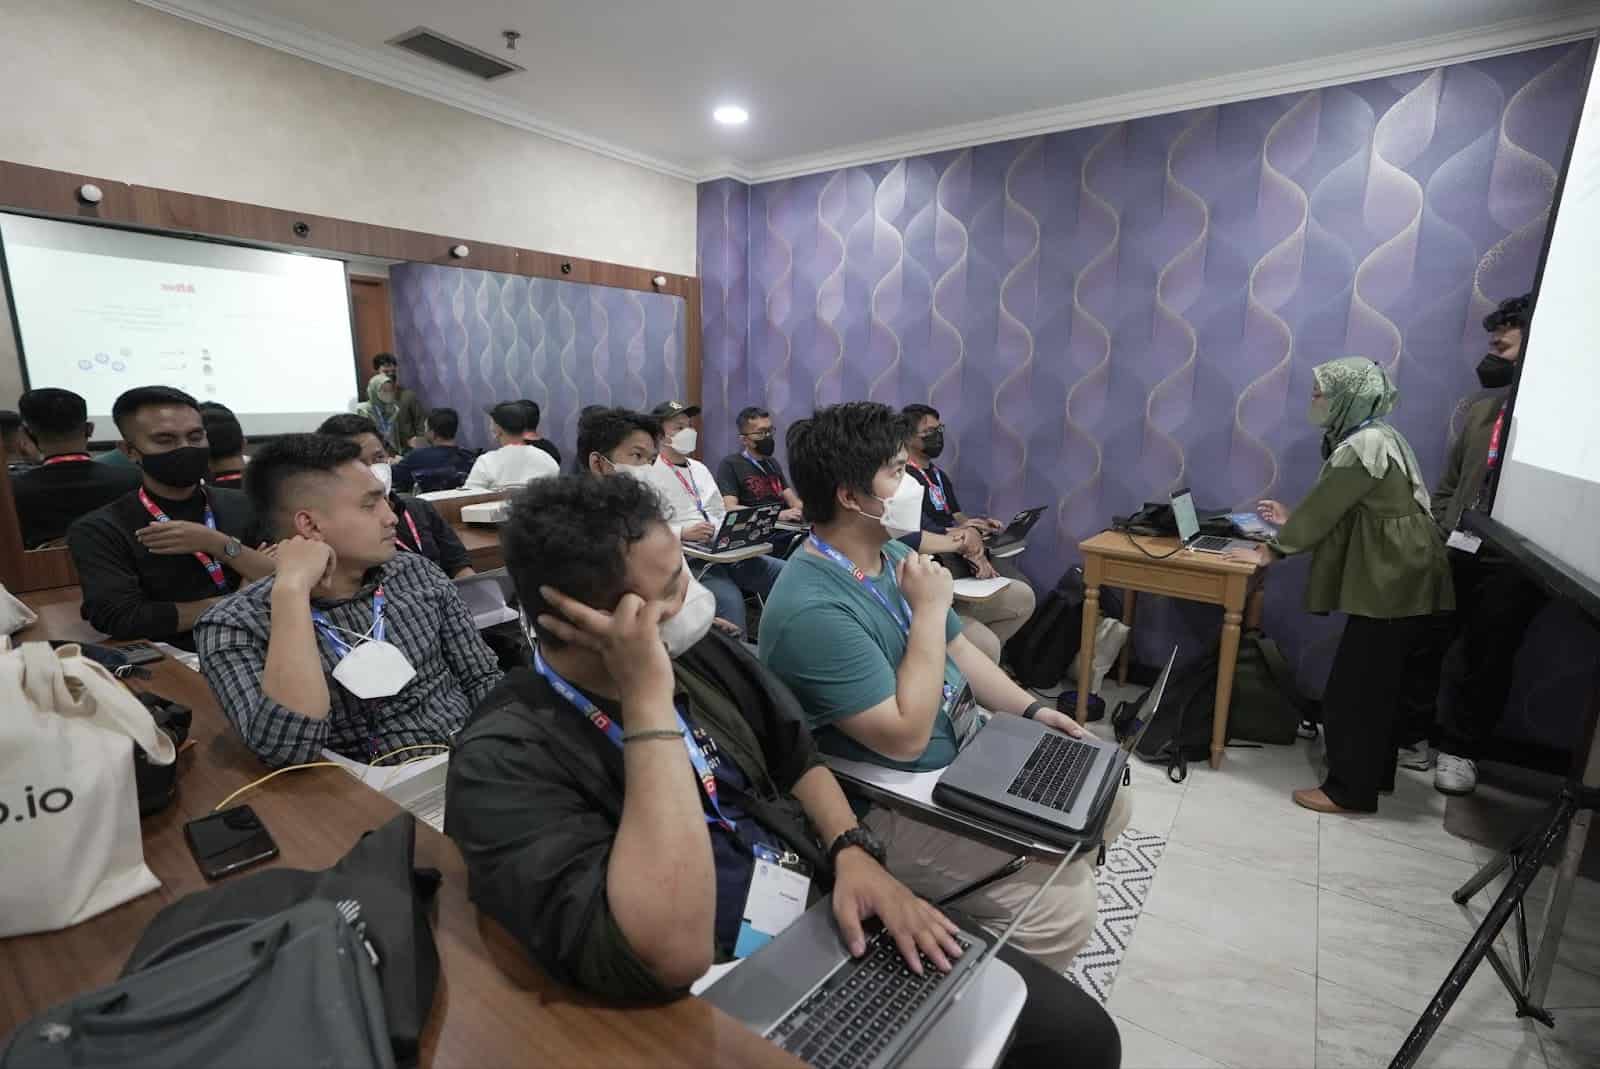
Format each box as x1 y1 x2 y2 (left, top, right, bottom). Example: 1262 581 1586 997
444 632 824 1002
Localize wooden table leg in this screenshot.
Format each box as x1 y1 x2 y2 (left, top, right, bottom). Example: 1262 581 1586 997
1117 589 1136 686
1076 584 1100 724
1211 583 1247 767
1244 584 1265 631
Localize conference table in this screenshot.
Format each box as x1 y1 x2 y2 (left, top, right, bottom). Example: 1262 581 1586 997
1 597 800 1068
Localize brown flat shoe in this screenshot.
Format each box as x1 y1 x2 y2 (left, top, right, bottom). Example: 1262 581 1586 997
1292 787 1365 815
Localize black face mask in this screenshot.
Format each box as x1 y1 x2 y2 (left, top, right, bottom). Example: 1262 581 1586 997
1476 353 1517 389
752 436 776 458
921 430 945 459
136 445 212 488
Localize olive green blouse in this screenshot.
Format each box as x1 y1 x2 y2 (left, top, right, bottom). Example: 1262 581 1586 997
1272 463 1454 619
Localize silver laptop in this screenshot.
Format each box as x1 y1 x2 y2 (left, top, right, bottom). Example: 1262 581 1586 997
454 568 519 630
932 647 1177 845
1171 489 1256 554
702 846 1077 1069
384 760 449 833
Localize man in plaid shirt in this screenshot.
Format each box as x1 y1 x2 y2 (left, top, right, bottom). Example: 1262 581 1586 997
196 434 502 767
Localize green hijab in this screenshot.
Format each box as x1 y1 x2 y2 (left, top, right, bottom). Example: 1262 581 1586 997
1310 357 1429 511
364 373 398 439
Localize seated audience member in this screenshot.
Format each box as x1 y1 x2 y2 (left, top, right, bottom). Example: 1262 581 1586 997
900 404 1036 661
715 406 804 522
647 400 784 631
196 434 501 766
515 399 562 467
14 387 140 547
2 408 41 470
199 402 247 487
391 407 476 492
759 402 1130 969
365 352 428 453
464 402 560 491
443 475 1120 1069
67 386 275 646
317 414 473 578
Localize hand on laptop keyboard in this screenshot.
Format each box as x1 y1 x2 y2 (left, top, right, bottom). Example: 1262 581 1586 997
830 851 965 975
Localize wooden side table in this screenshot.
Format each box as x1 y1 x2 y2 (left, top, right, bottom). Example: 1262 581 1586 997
1075 531 1267 769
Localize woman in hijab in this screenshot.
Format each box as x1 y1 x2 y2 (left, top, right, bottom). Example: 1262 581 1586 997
1256 357 1453 814
359 372 399 452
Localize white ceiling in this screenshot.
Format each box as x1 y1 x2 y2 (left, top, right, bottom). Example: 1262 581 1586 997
144 0 1599 182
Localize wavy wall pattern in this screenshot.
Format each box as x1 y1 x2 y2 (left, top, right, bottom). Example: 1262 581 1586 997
699 43 1589 693
389 263 688 455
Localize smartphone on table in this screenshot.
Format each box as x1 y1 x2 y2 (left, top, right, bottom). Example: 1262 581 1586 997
184 805 279 880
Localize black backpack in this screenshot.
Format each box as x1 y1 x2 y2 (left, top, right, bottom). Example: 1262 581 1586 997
1002 567 1123 690
1126 630 1309 782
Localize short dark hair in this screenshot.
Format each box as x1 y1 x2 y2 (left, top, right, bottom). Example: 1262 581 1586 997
787 402 910 524
736 406 771 433
0 410 22 439
900 403 941 430
577 407 661 466
18 388 88 437
317 413 382 440
501 474 667 648
516 399 542 432
427 407 460 439
244 433 364 538
1483 294 1533 333
372 353 397 371
111 386 201 436
489 402 529 436
199 403 244 458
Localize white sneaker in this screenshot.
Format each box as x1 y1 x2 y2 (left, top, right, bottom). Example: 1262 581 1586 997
1434 753 1478 795
1397 743 1435 772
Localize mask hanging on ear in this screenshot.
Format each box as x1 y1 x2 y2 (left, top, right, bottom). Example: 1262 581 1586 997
659 576 716 657
370 462 393 494
868 474 926 538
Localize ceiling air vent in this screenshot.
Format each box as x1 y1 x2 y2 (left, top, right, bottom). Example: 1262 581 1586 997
387 27 524 81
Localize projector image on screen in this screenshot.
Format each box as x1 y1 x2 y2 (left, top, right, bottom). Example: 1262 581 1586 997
1 213 359 437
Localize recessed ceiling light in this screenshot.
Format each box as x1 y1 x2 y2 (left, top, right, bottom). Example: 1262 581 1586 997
713 105 749 126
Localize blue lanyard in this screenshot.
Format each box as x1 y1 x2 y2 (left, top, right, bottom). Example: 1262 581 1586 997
808 534 911 634
311 585 386 657
532 648 736 832
741 450 772 470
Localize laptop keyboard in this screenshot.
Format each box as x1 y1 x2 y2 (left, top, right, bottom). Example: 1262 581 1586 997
1006 733 1096 812
402 785 446 833
1190 534 1232 552
769 931 974 1069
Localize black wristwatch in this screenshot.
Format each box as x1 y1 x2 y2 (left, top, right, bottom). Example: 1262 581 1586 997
827 826 887 868
1022 700 1046 720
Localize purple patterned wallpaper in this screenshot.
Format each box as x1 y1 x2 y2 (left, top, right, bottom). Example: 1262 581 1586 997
389 264 687 455
698 44 1591 693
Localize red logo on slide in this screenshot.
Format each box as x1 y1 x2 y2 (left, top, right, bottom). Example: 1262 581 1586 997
160 283 195 294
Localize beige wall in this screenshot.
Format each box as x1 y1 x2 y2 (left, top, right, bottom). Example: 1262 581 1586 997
0 0 698 407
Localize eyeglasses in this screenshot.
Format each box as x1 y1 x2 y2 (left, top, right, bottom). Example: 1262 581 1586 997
920 425 946 437
742 430 775 441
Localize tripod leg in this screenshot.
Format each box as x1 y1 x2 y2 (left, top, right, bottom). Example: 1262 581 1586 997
1452 801 1550 905
1528 794 1592 1005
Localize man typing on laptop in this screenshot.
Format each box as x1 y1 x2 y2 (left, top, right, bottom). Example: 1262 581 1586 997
760 402 1131 971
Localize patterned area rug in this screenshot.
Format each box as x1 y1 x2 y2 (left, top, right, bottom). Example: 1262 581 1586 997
1064 827 1166 1003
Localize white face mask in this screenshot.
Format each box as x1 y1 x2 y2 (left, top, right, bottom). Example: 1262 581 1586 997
668 427 698 454
331 639 416 700
659 576 716 657
606 456 655 482
369 462 393 494
868 473 926 537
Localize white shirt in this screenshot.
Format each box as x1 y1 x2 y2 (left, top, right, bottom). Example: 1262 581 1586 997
463 443 559 491
647 455 725 536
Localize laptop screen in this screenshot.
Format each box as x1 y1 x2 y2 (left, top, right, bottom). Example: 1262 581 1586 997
1170 489 1201 542
1118 647 1179 753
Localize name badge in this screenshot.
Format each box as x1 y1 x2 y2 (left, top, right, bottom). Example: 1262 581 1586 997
331 639 417 700
734 848 810 958
1446 530 1482 555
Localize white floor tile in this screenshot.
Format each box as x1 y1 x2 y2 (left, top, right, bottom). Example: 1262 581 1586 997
1318 818 1486 933
1110 913 1317 1069
1315 977 1548 1069
1539 1007 1600 1069
1338 795 1483 864
1113 1015 1228 1069
1142 839 1318 973
1166 782 1320 883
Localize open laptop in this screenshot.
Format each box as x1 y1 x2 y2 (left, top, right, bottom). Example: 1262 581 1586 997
932 646 1177 845
702 845 1077 1069
1170 489 1256 554
454 568 519 630
981 506 1047 551
378 759 449 833
683 502 782 553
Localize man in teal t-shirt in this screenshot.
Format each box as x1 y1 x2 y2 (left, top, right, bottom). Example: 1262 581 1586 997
758 402 1131 970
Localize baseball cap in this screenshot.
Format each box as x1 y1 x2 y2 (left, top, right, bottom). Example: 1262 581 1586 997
649 400 701 419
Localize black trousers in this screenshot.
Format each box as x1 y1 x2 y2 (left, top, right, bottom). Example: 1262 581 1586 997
1435 552 1546 759
947 910 1120 1069
1321 614 1432 811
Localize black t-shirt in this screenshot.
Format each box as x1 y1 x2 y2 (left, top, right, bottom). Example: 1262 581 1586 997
14 456 141 547
906 462 961 532
66 484 259 644
392 494 470 576
715 453 790 507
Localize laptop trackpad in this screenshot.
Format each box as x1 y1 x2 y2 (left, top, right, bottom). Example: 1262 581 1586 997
699 907 847 1036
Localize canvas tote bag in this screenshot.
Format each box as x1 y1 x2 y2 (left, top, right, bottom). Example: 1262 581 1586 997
0 638 175 937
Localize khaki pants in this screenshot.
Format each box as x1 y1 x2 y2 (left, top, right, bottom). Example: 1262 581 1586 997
955 563 1036 651
864 789 1132 971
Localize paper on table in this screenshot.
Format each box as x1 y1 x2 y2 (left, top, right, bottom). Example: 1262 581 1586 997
155 642 201 672
320 748 450 794
951 576 1012 600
